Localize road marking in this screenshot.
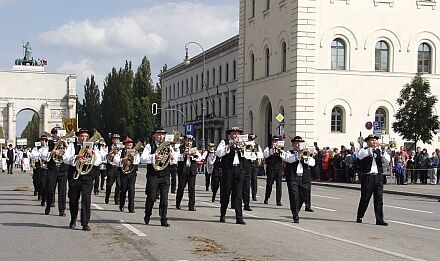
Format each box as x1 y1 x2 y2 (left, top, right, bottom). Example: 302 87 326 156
387 220 440 232
311 194 340 200
273 221 426 261
383 205 434 214
311 206 337 212
120 220 147 237
91 203 104 210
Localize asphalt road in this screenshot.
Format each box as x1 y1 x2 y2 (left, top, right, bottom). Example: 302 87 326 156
1 169 440 261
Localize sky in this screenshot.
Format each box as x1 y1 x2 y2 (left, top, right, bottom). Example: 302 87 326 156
0 0 239 136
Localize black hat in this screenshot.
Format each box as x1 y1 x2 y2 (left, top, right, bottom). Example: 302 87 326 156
75 128 91 136
50 126 62 135
364 134 379 141
184 134 195 141
8 144 12 147
272 135 280 140
152 127 167 135
111 133 121 139
290 136 305 143
39 135 48 141
248 134 257 140
226 127 243 135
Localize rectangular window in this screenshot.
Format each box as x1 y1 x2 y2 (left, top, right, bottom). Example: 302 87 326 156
266 0 270 10
195 75 199 92
225 93 229 117
232 93 236 116
226 63 229 82
252 0 256 17
233 60 236 80
218 96 222 118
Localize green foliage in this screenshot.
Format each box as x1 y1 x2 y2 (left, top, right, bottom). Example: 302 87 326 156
392 73 440 146
20 113 40 146
82 75 102 133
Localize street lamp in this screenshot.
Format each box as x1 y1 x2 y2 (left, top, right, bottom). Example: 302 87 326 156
184 42 206 148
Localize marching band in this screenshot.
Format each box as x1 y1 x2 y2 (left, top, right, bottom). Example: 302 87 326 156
23 124 390 232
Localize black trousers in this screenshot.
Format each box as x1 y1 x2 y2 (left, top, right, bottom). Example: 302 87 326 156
6 160 13 174
92 167 101 193
106 166 120 204
242 165 252 208
298 180 311 210
286 177 300 219
170 165 177 193
250 165 259 199
211 169 221 201
32 168 40 195
39 169 48 205
220 166 244 221
68 174 93 226
145 174 170 220
176 171 196 209
205 172 211 191
46 167 68 213
120 171 137 212
357 174 385 222
265 168 283 203
99 169 106 190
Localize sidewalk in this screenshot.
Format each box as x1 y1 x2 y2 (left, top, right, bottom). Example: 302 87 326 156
257 176 440 200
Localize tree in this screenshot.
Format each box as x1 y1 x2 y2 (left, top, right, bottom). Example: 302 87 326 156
392 73 440 147
82 75 102 133
76 97 85 128
21 114 40 146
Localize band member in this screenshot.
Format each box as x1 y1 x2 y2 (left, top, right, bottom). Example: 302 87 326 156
169 142 179 194
263 136 284 206
97 140 108 192
67 128 102 231
6 144 14 174
198 147 209 191
216 127 246 225
242 134 263 211
105 133 122 205
356 134 388 226
43 127 70 216
176 135 201 211
30 142 42 198
141 127 177 227
284 136 316 223
206 143 221 202
115 137 140 213
37 135 50 206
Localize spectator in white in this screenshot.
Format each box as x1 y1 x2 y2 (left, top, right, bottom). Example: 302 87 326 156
427 152 438 185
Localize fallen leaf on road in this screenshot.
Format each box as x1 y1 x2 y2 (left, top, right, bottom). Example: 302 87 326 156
188 235 222 256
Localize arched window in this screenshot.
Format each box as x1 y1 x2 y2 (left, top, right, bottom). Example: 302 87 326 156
281 41 287 72
331 38 346 70
219 66 222 84
375 41 389 72
331 106 343 132
265 48 270 77
251 0 256 17
226 63 229 82
418 43 431 74
250 52 255 80
375 108 387 133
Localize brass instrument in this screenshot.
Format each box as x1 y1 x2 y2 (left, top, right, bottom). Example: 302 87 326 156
153 130 181 171
107 142 123 164
74 129 102 178
121 141 143 174
188 147 200 161
52 132 75 166
273 141 285 154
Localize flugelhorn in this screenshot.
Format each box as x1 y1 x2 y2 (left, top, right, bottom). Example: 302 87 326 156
121 141 143 174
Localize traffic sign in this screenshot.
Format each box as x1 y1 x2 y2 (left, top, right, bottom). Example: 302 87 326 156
186 124 194 134
365 121 373 130
0 138 5 144
276 114 284 123
373 121 382 130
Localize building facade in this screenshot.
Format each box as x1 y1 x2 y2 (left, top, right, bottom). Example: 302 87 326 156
162 0 440 149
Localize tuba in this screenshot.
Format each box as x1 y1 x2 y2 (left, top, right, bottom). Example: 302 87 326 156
153 130 181 171
52 132 75 166
121 141 143 174
74 129 102 178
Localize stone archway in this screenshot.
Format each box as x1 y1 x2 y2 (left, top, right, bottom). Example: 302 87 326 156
0 69 77 145
259 96 272 148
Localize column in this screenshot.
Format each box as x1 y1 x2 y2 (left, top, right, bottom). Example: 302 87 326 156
7 102 14 144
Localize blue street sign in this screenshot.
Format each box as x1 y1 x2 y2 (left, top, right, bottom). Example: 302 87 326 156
374 121 382 130
186 124 194 134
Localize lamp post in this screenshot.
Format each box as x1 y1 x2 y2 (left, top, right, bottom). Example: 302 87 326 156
184 42 206 148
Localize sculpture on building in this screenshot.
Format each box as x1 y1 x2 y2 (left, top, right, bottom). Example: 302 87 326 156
14 41 47 66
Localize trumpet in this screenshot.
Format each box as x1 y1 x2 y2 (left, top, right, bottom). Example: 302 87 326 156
121 141 143 174
272 141 285 155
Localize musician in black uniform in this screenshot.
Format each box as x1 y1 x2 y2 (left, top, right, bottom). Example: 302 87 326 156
284 136 316 223
242 134 263 211
356 134 388 226
43 127 70 216
176 135 201 211
105 133 122 205
30 140 42 199
141 127 177 227
116 137 140 213
37 135 50 206
67 128 102 231
216 127 246 225
169 142 179 194
206 143 220 202
263 136 284 206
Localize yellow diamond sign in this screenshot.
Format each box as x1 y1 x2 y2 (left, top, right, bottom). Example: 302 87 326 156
276 114 284 122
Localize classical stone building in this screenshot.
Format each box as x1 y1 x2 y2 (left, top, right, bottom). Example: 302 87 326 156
161 0 440 149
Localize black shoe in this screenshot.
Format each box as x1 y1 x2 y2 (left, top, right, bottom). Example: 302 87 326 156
171 191 176 194
244 206 252 211
115 201 119 205
211 197 215 203
50 203 55 207
219 216 225 223
276 202 283 206
82 225 91 231
69 220 76 229
144 215 150 225
100 187 104 191
129 210 135 213
376 221 388 226
44 207 50 215
119 207 124 212
59 211 66 217
356 217 362 223
252 196 257 201
305 208 314 212
236 219 246 225
161 221 170 227
176 204 181 210
33 191 37 196
40 201 45 206
230 205 236 209
104 197 109 204
94 191 99 195
293 216 299 223
264 200 268 204
188 207 196 211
